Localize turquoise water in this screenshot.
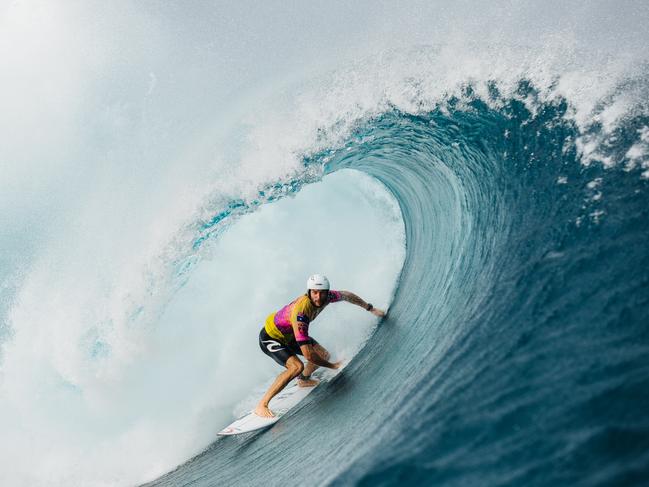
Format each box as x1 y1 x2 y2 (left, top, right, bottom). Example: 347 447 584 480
151 95 649 486
1 2 648 486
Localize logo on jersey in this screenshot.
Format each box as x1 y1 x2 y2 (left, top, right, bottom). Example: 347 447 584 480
262 340 284 353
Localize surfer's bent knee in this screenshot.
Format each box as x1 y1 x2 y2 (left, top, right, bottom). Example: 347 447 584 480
286 357 304 376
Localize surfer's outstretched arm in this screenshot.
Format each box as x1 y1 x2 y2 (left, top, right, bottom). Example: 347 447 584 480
338 290 386 317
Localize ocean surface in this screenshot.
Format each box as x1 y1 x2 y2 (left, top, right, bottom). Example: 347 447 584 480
1 2 648 486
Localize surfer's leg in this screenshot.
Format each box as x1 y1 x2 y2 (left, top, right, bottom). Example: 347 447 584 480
254 356 304 418
299 342 330 386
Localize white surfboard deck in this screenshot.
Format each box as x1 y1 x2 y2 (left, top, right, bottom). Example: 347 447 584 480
218 380 319 435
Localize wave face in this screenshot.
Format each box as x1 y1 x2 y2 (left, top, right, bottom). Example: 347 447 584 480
2 2 649 486
151 95 649 486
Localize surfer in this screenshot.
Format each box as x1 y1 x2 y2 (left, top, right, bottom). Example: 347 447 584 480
254 274 385 418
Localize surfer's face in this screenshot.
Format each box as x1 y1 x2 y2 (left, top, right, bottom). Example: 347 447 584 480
309 289 328 307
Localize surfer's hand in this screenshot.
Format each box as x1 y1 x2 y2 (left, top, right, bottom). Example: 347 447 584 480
371 308 386 318
331 361 343 370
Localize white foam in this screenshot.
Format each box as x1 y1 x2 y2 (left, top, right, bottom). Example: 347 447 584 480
0 170 404 486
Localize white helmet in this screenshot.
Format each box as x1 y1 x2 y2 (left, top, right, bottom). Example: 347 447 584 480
307 274 330 290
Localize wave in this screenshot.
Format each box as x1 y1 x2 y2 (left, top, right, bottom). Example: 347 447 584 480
150 90 649 486
1 2 649 486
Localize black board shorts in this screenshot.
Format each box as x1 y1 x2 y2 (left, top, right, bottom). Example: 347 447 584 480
259 328 318 367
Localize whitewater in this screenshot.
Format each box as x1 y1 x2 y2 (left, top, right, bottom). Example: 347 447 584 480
1 2 648 486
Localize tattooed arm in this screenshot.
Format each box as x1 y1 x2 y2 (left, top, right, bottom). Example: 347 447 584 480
338 291 386 317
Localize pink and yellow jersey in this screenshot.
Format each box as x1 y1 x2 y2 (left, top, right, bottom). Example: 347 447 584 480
264 290 344 345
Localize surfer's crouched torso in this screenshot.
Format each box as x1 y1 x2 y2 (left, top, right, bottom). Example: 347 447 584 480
259 290 343 366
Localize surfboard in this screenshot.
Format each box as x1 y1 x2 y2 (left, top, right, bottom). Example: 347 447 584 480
218 380 319 436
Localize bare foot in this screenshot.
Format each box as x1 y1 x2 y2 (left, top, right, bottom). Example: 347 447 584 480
297 377 320 387
332 360 344 370
254 404 275 418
